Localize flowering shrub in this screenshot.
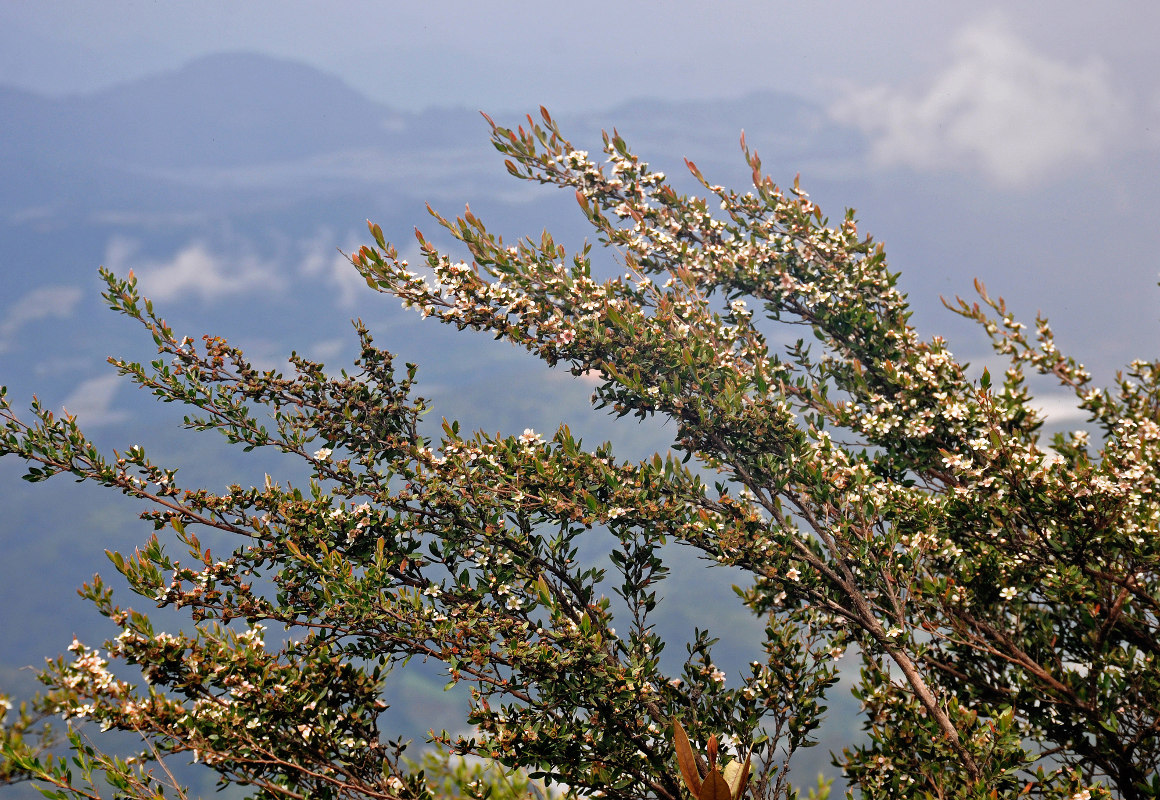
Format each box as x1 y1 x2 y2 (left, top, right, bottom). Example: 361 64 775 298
2 108 1156 798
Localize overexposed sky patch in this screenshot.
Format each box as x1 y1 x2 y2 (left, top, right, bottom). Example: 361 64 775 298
830 15 1130 186
105 236 281 302
1033 393 1090 426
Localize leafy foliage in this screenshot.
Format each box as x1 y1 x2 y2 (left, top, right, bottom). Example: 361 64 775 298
3 109 1156 799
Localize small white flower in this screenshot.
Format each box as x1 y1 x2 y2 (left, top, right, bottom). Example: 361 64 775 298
785 567 801 581
1000 586 1018 601
942 452 968 469
313 447 333 461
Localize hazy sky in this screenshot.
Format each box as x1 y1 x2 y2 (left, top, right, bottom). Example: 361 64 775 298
5 2 1158 194
3 1 1158 119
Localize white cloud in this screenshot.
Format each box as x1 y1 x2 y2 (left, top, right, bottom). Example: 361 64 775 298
58 373 128 427
105 236 279 302
0 285 84 353
830 16 1129 186
308 338 347 363
298 232 384 308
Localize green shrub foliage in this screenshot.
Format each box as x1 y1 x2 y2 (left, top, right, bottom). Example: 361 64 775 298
3 109 1156 799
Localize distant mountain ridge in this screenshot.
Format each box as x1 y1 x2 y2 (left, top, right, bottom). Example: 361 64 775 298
2 52 406 170
0 52 854 203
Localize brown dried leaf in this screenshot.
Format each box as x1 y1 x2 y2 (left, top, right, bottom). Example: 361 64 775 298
673 719 702 797
700 768 731 800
